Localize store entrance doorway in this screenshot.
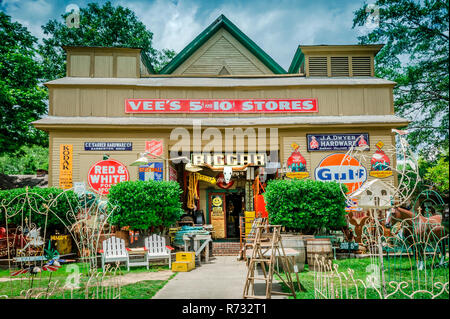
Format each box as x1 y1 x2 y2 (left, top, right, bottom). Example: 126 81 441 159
208 190 244 240
225 193 243 239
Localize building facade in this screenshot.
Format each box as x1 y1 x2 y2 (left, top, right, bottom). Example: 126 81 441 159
33 15 409 240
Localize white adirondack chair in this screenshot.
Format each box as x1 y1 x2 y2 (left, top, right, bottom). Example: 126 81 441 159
100 236 130 271
144 234 174 268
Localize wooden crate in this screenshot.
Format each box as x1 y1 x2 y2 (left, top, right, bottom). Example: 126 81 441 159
176 251 195 269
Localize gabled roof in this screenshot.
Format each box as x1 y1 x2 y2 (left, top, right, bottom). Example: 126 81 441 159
288 46 305 74
159 14 286 74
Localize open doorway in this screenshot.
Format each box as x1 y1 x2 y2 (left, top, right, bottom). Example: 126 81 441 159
225 192 243 239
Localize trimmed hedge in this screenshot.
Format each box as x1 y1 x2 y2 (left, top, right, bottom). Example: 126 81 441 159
264 179 347 232
108 180 183 231
0 187 78 230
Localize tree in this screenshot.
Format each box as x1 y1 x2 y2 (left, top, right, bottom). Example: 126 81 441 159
0 145 48 175
0 12 48 155
39 1 176 81
353 0 449 157
424 147 449 196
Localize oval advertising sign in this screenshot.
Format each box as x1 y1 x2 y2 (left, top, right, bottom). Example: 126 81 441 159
314 153 367 194
88 159 130 195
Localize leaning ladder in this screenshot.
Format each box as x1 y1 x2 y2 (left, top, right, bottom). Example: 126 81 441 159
243 225 297 299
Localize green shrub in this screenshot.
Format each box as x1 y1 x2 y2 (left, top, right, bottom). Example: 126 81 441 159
0 187 78 231
108 180 183 231
0 145 48 174
264 179 347 233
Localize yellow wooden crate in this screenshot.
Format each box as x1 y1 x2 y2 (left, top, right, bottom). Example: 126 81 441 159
172 261 194 272
176 251 195 262
176 252 195 269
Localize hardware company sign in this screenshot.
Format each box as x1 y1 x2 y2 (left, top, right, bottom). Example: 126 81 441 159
84 142 132 151
307 134 370 151
314 153 367 194
88 159 129 195
125 99 318 113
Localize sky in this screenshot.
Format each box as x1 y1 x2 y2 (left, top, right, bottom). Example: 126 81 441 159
1 0 372 70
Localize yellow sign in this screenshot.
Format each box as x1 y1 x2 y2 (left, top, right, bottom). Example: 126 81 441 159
370 170 393 178
286 172 310 179
196 173 216 185
50 235 69 240
376 141 384 149
59 144 73 189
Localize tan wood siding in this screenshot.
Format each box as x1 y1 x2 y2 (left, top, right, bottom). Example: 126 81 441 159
51 85 393 118
172 29 273 75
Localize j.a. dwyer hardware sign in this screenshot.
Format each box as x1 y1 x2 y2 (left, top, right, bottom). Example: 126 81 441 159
307 134 370 151
125 99 318 113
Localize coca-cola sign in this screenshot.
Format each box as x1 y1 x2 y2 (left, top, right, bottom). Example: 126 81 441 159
125 99 318 113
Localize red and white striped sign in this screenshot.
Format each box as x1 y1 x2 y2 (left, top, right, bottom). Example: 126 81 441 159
125 99 318 113
145 140 163 158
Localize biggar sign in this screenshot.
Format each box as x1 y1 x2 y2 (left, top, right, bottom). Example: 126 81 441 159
88 159 129 195
125 99 318 113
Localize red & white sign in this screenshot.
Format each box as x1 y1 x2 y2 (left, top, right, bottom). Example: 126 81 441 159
125 99 318 113
88 159 130 195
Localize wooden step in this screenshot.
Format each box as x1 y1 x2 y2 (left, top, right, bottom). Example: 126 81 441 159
243 295 268 299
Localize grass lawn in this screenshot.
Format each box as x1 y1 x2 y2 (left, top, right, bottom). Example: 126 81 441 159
0 262 175 299
276 257 449 299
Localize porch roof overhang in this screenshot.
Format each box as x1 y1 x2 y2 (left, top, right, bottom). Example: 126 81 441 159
44 76 396 88
33 115 410 131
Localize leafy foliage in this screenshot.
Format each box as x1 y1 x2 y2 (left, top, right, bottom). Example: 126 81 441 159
264 179 347 233
0 187 78 230
0 12 48 155
0 145 48 174
398 146 449 200
108 180 183 231
353 0 449 156
39 1 176 81
425 149 449 197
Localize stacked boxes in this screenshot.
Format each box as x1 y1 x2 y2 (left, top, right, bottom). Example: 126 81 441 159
171 251 196 272
244 211 255 235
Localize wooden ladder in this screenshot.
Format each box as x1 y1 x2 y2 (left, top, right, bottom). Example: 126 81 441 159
243 225 297 299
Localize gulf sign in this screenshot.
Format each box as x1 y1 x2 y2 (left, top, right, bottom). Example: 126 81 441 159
314 153 367 194
125 99 318 113
88 159 129 195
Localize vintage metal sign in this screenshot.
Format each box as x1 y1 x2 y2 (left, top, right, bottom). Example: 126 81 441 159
314 153 367 194
125 99 318 113
169 165 177 181
307 134 370 151
87 159 129 194
196 173 216 185
138 162 164 181
84 142 132 151
145 140 163 158
192 153 266 166
59 144 73 189
286 142 309 179
369 141 393 178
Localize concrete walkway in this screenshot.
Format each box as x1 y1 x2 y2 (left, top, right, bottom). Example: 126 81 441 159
153 256 288 299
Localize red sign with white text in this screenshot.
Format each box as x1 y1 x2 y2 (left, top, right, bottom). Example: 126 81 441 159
125 99 318 113
88 159 130 195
